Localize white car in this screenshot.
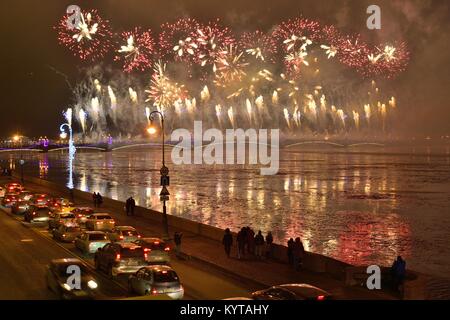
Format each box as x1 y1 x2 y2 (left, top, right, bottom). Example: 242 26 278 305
85 213 115 231
75 231 111 254
108 226 141 243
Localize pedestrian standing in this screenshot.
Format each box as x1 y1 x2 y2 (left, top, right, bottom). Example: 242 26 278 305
292 237 305 271
222 228 233 258
174 231 183 256
254 231 265 259
287 238 294 266
247 227 255 255
130 197 136 216
97 193 103 208
265 231 274 258
92 192 98 208
125 197 131 215
237 228 246 260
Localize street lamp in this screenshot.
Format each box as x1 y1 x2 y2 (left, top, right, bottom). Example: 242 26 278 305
60 123 76 201
147 110 170 241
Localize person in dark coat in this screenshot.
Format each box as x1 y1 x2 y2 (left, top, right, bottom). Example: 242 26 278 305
265 231 274 258
97 193 103 208
92 192 98 207
174 231 183 256
391 256 407 292
292 237 305 271
254 231 265 259
287 238 295 266
129 197 136 216
236 228 246 260
222 228 233 258
247 228 255 255
125 197 131 215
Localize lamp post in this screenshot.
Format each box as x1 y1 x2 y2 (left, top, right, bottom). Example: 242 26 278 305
60 123 76 202
148 110 170 241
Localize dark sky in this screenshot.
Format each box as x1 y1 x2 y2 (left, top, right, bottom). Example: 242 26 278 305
1 0 449 138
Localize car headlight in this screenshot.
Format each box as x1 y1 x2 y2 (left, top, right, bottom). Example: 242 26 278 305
62 283 73 291
87 280 98 289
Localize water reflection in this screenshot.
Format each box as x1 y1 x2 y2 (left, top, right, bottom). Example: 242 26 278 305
6 146 450 277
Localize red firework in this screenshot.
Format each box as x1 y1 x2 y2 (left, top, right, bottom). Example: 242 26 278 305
158 18 202 64
55 9 112 61
239 30 277 63
196 19 236 71
114 27 155 72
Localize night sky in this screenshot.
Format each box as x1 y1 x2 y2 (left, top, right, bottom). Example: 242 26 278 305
1 0 449 138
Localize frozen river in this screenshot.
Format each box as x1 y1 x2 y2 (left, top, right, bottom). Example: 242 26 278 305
2 144 449 278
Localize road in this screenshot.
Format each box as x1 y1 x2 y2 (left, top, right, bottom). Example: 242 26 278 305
0 178 257 300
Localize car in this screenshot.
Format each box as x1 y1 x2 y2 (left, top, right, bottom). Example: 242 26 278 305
75 231 111 254
29 193 51 206
2 194 19 208
45 258 99 300
11 200 30 215
94 242 148 278
52 224 82 242
251 284 332 301
0 186 5 198
108 226 141 243
23 205 52 223
127 265 184 300
17 190 33 201
85 213 115 231
48 197 74 212
133 238 171 264
71 207 95 225
5 183 24 193
48 212 77 230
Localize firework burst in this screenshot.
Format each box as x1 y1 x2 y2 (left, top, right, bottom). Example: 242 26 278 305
214 44 249 88
114 27 155 72
55 9 112 61
240 30 277 63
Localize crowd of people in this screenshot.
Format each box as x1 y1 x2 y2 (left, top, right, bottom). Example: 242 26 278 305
92 192 103 208
221 227 305 271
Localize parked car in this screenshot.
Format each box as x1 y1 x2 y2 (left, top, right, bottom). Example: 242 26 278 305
108 226 141 243
46 258 99 300
52 224 82 242
127 265 184 299
75 231 110 254
48 197 74 212
24 205 52 223
85 213 115 231
133 238 171 264
251 284 332 301
94 242 148 278
2 194 19 208
71 207 94 225
11 200 30 215
48 212 77 230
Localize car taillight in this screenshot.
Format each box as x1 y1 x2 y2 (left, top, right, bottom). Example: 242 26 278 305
119 235 124 240
152 289 158 295
144 253 148 259
137 235 141 238
77 214 82 218
144 248 151 252
32 212 36 215
317 295 325 301
62 234 66 238
115 254 121 261
164 247 170 252
154 241 160 245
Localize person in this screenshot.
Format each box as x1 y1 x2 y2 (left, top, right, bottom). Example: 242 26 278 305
222 228 233 258
236 228 246 260
174 231 183 256
97 193 103 208
242 227 249 254
125 197 131 215
265 231 274 258
92 192 98 208
292 237 305 271
391 256 407 292
287 238 294 265
129 197 136 216
247 227 255 255
254 230 265 259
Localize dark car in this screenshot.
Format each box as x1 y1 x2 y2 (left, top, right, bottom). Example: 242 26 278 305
128 265 184 299
29 194 51 206
133 238 171 264
251 284 332 301
11 200 30 215
24 205 52 223
45 258 99 300
94 242 148 278
71 207 95 225
17 190 33 201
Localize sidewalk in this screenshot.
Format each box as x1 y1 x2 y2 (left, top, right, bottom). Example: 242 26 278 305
6 176 397 300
